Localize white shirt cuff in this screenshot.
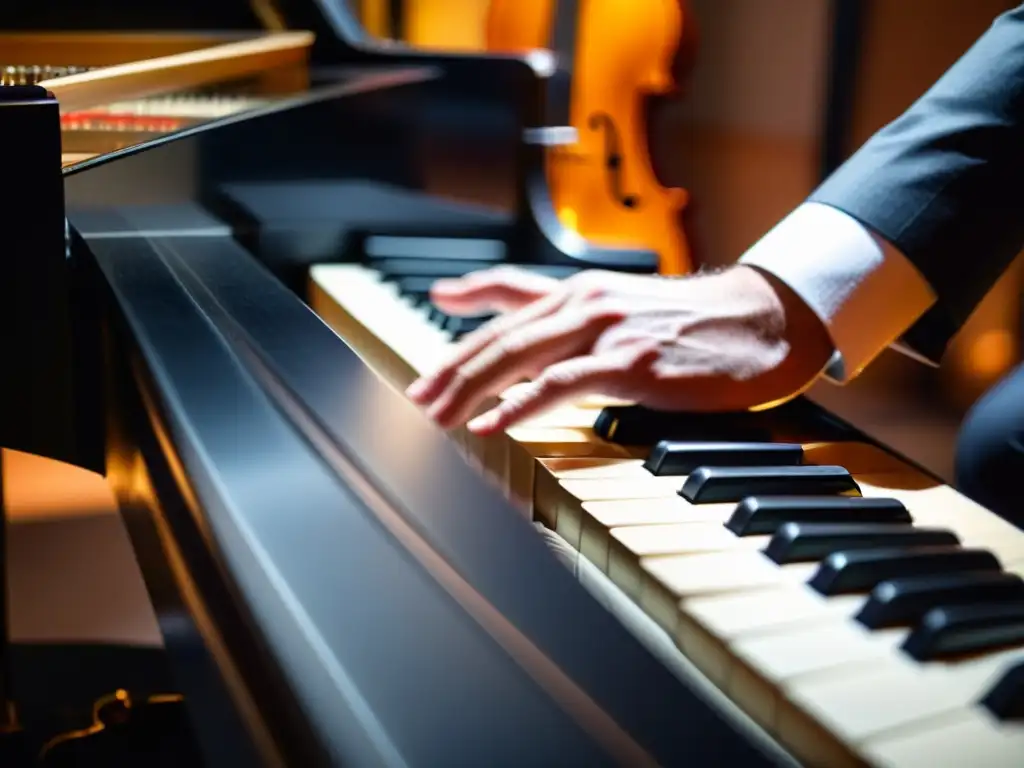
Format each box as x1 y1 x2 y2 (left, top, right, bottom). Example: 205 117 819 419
739 202 937 382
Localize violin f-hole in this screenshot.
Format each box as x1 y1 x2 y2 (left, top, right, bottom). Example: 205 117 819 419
588 112 640 209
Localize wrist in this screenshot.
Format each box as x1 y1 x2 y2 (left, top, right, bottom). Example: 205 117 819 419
689 265 798 335
740 264 835 377
702 265 835 404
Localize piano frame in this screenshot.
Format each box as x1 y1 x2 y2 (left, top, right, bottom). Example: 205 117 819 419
84 178 791 767
0 2 914 764
0 33 798 767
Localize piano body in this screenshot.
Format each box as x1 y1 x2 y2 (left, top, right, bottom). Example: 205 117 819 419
2 1 1023 765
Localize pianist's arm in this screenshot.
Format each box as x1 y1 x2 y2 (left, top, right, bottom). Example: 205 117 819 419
409 4 1024 434
743 3 1024 380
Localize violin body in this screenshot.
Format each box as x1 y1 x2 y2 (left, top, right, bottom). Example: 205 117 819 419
486 0 696 274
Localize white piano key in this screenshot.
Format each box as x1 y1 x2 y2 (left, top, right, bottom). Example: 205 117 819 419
540 457 651 480
784 649 1023 746
862 709 1024 767
685 586 863 639
310 261 1024 768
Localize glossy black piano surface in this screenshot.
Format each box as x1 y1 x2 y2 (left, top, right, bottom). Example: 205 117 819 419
5 1 1024 763
56 75 800 767
19 1 1021 763
0 10 815 760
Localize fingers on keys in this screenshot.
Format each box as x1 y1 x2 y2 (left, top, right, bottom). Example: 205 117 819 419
466 346 661 436
405 290 570 406
429 266 562 315
421 306 634 429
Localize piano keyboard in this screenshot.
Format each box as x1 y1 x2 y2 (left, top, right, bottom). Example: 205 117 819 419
310 261 1024 766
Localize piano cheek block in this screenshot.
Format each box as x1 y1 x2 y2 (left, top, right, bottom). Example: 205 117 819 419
679 465 860 504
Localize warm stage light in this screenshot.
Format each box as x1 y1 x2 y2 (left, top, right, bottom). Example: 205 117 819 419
968 329 1016 379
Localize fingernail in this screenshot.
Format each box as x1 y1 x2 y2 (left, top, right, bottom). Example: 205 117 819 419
467 410 500 435
430 278 458 294
425 400 447 424
406 378 428 401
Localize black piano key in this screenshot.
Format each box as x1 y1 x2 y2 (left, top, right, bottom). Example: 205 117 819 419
856 572 1024 629
729 496 911 537
427 305 449 326
764 521 953 563
643 441 804 476
680 465 860 504
373 258 501 280
445 314 493 339
808 546 1002 596
902 601 1024 661
980 658 1024 720
395 275 438 298
410 293 432 308
593 406 772 445
372 259 582 281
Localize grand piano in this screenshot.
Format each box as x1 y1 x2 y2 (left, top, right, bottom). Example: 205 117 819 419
3 1 1024 765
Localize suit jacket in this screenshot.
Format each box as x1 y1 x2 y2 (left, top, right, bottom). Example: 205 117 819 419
809 4 1024 364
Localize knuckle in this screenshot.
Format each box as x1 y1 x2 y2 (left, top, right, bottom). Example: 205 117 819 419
535 366 575 392
531 374 562 398
501 388 535 414
623 348 657 375
584 298 626 325
494 331 529 359
461 323 497 347
446 367 473 399
566 271 623 304
566 271 602 296
487 264 530 286
576 283 610 303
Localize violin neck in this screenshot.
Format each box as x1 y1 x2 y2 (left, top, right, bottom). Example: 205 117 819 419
545 0 580 126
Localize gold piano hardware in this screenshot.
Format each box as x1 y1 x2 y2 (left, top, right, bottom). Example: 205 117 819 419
0 31 313 114
310 263 1024 767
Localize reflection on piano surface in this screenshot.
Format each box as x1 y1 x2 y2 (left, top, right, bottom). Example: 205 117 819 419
3 0 1024 765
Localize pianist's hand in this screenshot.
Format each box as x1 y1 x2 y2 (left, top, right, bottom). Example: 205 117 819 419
405 265 834 435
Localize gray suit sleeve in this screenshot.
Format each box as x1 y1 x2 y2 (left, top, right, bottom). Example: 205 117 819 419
809 4 1024 362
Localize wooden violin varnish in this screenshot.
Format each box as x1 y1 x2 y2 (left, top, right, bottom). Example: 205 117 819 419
485 0 697 275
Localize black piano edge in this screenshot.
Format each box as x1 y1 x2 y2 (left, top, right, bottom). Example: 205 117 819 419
81 225 797 766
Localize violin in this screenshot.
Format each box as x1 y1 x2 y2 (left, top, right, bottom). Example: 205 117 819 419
485 0 697 275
